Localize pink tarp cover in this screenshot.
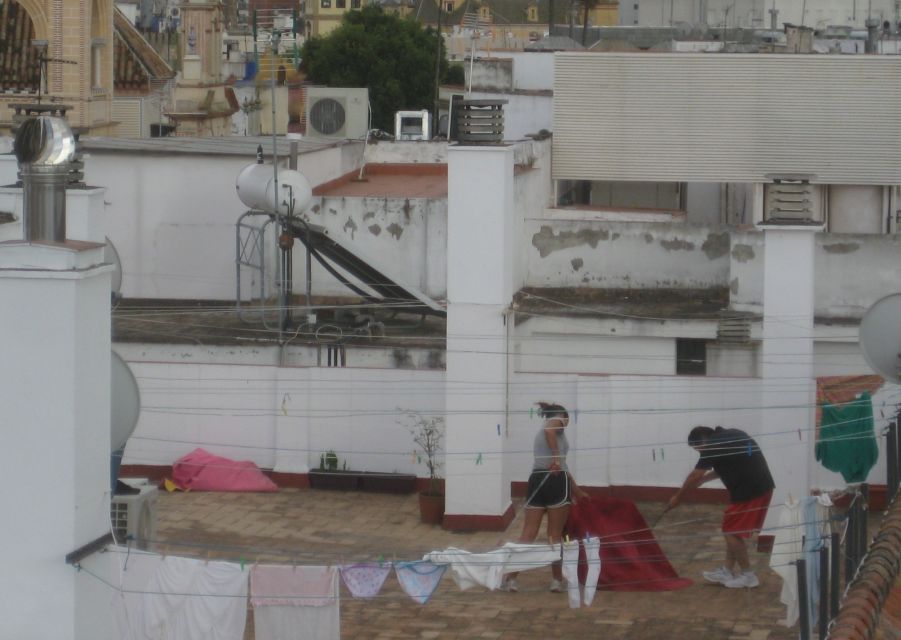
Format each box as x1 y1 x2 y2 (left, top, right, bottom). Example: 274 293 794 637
172 448 278 492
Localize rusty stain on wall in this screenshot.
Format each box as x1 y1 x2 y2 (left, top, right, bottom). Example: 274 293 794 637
402 199 412 223
659 237 695 252
823 242 861 254
531 225 610 258
369 224 382 236
571 258 584 271
701 232 729 259
386 223 404 240
343 217 358 239
731 244 755 263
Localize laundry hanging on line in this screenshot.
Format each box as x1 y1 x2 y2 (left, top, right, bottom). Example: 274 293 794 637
423 542 561 591
251 565 340 640
816 391 879 483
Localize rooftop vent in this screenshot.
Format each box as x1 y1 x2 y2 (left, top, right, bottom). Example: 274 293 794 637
14 115 76 242
455 99 507 145
763 173 820 224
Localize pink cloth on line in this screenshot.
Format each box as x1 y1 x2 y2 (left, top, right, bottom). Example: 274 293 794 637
172 448 278 492
340 563 392 599
251 565 337 607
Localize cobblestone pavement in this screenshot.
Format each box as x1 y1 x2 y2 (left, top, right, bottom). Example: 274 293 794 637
154 489 803 640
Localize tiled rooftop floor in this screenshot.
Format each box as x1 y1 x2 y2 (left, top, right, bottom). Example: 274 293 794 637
153 489 813 640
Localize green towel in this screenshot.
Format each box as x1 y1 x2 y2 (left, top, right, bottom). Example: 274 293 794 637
815 391 878 484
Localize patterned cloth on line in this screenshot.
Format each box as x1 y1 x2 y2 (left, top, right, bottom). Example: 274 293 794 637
339 563 392 599
395 561 447 604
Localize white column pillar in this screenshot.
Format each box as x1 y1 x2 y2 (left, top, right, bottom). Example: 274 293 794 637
759 225 821 528
444 144 515 530
0 241 113 640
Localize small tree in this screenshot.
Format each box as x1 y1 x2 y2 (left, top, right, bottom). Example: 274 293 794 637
300 7 448 132
398 409 445 496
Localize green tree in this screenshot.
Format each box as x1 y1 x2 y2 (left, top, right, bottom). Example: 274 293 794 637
300 6 447 133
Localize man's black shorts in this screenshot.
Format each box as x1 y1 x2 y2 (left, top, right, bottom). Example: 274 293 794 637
525 469 570 509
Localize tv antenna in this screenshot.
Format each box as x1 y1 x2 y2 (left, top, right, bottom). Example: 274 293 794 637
35 50 78 103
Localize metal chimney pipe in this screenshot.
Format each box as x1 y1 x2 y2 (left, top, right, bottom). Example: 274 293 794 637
14 116 75 242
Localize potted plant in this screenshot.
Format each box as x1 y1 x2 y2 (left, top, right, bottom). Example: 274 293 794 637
399 409 445 525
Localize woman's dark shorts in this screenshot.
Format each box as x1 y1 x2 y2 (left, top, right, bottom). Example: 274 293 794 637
525 469 570 509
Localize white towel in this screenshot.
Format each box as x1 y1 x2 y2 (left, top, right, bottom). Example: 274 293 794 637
424 543 561 591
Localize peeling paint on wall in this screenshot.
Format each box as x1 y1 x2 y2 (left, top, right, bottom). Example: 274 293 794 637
571 258 584 271
823 242 861 254
311 204 321 213
612 233 620 241
386 223 404 240
731 244 755 263
343 217 358 239
369 224 382 236
329 208 338 215
730 277 739 295
659 237 695 252
643 233 653 243
701 232 729 259
363 211 375 221
531 225 610 258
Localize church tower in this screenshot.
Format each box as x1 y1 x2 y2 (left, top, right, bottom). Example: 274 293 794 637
0 0 115 133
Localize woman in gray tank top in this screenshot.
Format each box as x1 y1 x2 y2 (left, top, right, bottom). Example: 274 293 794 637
502 402 587 593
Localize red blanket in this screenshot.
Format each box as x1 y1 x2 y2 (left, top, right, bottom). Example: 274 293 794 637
172 448 278 492
565 497 693 591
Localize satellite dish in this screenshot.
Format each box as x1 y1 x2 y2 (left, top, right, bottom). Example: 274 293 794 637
111 350 141 451
104 236 123 308
859 293 901 384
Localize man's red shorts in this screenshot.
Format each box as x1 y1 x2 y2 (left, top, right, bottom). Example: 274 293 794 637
721 491 773 538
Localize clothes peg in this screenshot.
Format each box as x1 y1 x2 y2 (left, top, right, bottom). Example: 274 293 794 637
475 453 483 465
239 557 245 571
652 449 656 462
497 424 501 436
747 442 753 457
530 407 534 419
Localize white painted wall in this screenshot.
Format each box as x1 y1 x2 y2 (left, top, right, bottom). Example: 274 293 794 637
523 220 731 290
304 195 448 299
636 0 897 27
81 145 356 299
0 243 113 640
119 351 895 496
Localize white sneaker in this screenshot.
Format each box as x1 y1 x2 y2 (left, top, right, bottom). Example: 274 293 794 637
501 578 518 592
549 579 564 593
724 572 759 589
702 566 734 584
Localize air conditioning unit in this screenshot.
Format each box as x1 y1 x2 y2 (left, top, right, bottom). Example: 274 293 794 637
305 87 369 140
763 173 822 223
111 481 159 550
394 110 430 141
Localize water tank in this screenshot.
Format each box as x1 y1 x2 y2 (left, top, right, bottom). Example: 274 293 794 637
235 163 313 216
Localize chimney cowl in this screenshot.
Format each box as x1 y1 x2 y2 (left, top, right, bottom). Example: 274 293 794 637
14 116 76 167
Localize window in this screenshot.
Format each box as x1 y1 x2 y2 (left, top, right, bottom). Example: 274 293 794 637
336 0 345 7
321 0 331 7
676 339 707 376
445 1 454 12
91 39 106 90
351 0 361 7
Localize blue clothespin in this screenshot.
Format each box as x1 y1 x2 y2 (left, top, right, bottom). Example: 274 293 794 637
497 424 501 436
660 448 665 461
475 453 483 465
747 442 753 456
652 449 656 462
